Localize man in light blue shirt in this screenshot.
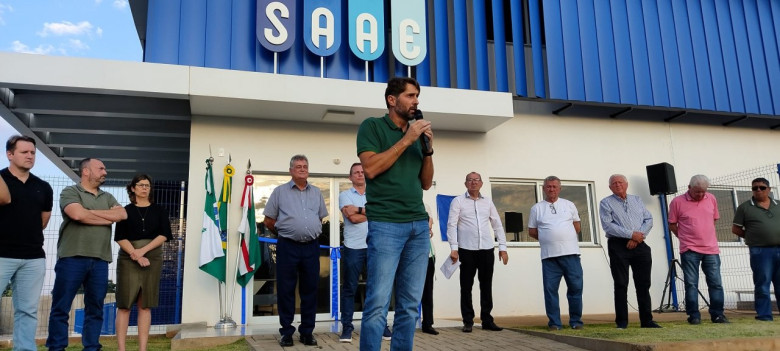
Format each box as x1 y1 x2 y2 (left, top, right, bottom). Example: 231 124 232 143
263 155 328 347
599 174 660 329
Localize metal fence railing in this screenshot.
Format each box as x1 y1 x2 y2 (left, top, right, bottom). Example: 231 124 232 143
665 164 779 313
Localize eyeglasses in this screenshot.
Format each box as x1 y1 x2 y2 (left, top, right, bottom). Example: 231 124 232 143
549 203 557 214
752 186 768 191
135 184 151 189
466 178 482 183
622 200 628 213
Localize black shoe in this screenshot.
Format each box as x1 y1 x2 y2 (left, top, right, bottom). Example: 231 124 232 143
279 334 294 347
462 324 473 333
641 321 662 328
482 322 503 331
299 334 318 346
548 325 562 331
712 315 730 324
422 326 439 335
687 316 701 325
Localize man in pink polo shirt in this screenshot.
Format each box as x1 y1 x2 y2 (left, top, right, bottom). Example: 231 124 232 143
668 175 728 325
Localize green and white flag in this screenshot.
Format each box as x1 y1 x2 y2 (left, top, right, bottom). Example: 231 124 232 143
199 160 226 282
237 174 262 286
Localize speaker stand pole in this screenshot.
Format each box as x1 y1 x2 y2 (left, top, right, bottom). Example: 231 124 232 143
656 193 680 312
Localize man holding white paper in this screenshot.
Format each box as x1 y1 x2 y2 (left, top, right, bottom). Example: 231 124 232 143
447 172 508 333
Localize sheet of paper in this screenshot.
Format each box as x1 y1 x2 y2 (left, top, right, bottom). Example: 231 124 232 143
439 258 460 279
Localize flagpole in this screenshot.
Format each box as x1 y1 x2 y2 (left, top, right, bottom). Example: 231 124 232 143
228 162 252 325
216 159 237 329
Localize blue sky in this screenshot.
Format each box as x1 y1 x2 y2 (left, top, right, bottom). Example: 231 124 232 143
0 0 141 61
0 0 141 176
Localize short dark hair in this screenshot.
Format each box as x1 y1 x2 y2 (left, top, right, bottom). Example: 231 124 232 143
6 135 36 152
79 158 94 176
752 177 770 187
127 174 153 204
349 162 362 174
384 77 420 108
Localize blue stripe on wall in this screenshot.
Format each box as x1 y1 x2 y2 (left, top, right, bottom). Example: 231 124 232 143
672 0 700 109
577 0 601 102
473 0 489 91
743 0 773 114
179 0 205 67
529 0 545 98
626 0 652 105
543 0 567 99
593 0 619 104
701 0 729 111
453 0 470 89
146 0 181 64
510 0 527 96
205 0 231 69
491 0 508 92
560 0 584 100
714 0 744 113
610 0 637 104
757 0 779 115
433 0 451 88
686 1 716 110
231 0 256 72
729 0 758 114
641 0 669 107
657 0 684 108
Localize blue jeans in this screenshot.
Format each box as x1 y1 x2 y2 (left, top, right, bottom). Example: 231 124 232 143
541 255 584 328
749 246 780 321
339 247 367 330
46 257 109 351
680 251 724 319
359 220 429 351
0 257 45 351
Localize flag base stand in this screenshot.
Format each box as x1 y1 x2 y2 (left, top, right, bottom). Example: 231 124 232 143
215 317 237 329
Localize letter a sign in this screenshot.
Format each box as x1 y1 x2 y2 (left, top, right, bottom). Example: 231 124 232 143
304 0 341 56
348 0 384 61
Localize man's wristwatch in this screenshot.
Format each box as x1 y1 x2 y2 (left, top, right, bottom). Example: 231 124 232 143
423 149 434 157
358 207 363 214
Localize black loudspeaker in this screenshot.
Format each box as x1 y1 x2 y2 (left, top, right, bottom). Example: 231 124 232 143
505 212 523 233
646 162 677 195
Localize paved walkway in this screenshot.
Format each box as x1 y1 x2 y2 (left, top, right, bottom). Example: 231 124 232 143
245 324 589 351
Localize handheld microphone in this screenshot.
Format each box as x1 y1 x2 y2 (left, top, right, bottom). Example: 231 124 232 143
413 110 431 153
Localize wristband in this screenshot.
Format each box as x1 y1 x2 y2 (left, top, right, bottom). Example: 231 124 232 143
423 149 434 156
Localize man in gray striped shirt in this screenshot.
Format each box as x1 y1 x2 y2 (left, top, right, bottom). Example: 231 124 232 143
599 174 661 329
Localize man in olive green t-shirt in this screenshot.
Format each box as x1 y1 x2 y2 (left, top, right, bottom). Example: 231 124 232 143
355 77 434 351
732 177 780 322
46 158 127 351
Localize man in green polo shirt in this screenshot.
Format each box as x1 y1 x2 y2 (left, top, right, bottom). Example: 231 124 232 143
356 77 434 351
46 158 127 351
732 177 780 321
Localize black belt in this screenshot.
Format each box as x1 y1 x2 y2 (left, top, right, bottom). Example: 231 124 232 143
279 236 317 245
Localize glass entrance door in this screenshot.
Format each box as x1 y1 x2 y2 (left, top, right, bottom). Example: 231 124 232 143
249 174 348 322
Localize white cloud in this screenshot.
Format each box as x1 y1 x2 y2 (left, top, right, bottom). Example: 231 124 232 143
11 40 56 55
38 21 94 37
94 0 103 4
96 27 103 37
112 0 128 10
0 3 14 26
67 39 90 51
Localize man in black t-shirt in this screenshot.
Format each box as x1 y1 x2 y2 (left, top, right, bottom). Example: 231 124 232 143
0 135 53 351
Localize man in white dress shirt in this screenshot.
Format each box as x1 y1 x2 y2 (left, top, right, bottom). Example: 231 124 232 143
447 172 508 333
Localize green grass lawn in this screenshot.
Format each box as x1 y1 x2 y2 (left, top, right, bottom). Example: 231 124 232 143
516 316 779 344
0 337 250 351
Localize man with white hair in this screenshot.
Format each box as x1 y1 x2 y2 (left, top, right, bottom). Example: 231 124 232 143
668 174 728 324
599 174 660 329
